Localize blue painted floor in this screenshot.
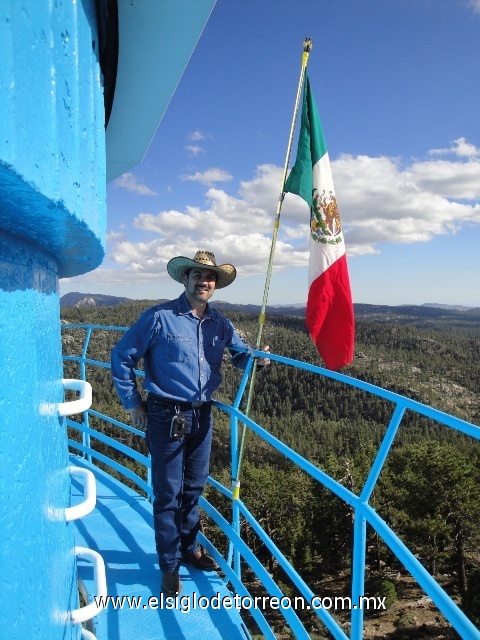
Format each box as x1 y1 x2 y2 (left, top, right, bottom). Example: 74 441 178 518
70 455 248 640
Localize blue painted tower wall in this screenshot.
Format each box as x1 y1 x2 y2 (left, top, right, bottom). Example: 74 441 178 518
0 2 106 638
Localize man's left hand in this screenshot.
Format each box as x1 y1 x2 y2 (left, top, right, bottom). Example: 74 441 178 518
257 345 271 367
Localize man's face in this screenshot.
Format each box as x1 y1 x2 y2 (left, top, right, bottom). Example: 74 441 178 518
183 267 217 304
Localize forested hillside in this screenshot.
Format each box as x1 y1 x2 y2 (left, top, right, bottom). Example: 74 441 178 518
61 301 480 639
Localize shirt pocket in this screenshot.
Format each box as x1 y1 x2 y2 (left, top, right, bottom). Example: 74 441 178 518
209 337 226 366
167 334 192 363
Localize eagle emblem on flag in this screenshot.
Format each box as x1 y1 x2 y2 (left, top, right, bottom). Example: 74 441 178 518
310 188 343 245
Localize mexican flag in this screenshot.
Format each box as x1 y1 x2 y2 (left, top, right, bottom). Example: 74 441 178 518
284 73 354 370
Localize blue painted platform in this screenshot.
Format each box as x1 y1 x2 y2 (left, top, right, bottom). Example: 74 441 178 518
70 455 249 640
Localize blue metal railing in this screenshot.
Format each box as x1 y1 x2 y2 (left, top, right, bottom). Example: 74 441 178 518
62 323 480 640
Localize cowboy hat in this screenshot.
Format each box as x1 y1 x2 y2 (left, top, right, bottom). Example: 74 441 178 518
167 250 236 289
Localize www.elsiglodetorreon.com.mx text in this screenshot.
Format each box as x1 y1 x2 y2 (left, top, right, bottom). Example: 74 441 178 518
94 592 387 614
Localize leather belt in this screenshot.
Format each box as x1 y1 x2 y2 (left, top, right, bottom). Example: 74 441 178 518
149 394 207 410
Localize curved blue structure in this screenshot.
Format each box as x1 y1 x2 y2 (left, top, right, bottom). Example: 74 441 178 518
63 324 480 640
0 3 105 638
0 2 215 638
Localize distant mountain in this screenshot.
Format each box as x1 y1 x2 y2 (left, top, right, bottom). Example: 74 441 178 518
60 292 480 323
354 303 480 323
422 303 474 311
211 300 306 317
60 292 131 308
59 292 307 316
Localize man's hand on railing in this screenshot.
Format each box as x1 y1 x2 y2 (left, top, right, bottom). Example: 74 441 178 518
129 402 148 429
257 345 271 368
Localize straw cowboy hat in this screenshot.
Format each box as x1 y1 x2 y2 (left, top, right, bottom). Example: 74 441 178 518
167 250 237 289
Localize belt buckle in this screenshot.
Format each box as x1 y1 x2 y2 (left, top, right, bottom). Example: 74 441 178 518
191 401 203 409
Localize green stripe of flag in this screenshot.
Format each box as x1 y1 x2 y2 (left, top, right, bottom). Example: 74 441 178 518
284 73 327 207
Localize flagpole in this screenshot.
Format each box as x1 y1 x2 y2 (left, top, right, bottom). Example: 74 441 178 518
232 38 313 499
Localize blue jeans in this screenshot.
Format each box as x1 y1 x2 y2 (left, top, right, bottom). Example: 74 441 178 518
146 395 213 573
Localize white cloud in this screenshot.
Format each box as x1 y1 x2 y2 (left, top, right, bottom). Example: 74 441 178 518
185 145 205 157
61 266 161 286
469 0 480 13
408 159 480 200
134 165 292 240
113 172 158 196
188 131 206 141
106 230 124 241
428 137 480 158
106 231 125 250
99 147 479 284
180 168 233 186
330 153 480 254
109 234 307 280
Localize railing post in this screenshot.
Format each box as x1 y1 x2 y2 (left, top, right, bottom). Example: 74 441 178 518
228 362 252 581
231 412 242 579
351 505 367 639
81 327 93 462
147 452 152 502
360 403 405 502
80 326 92 380
84 410 92 465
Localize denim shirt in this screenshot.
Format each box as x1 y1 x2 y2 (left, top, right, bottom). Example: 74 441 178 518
111 293 252 409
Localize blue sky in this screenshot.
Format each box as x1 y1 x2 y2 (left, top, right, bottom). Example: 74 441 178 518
61 0 480 307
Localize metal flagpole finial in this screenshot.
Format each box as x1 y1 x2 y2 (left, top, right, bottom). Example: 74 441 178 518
302 37 313 68
303 37 313 52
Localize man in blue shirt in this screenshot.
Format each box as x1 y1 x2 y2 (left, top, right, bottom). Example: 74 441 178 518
111 250 269 595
